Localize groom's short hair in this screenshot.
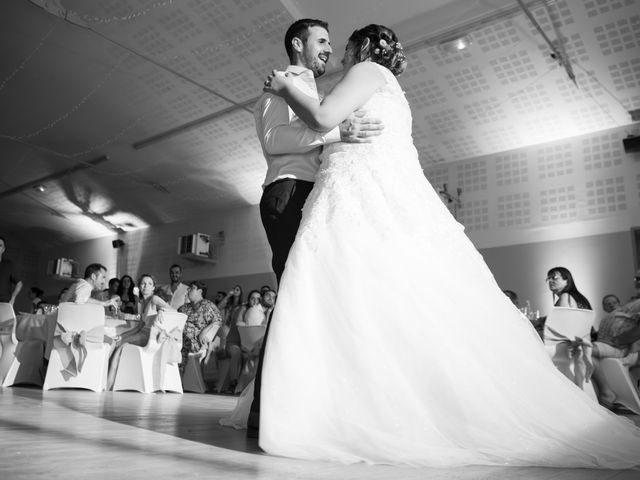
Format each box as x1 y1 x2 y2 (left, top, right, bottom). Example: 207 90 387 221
285 19 329 62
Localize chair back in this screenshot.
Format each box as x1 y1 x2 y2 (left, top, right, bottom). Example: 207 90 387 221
0 302 17 343
544 307 595 344
156 310 187 332
238 325 266 351
144 311 187 349
56 302 105 332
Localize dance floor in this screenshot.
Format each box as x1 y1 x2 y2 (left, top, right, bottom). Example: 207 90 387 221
0 386 639 480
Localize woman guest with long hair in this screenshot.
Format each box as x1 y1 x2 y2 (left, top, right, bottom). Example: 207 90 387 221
546 266 592 310
107 273 174 389
117 274 138 314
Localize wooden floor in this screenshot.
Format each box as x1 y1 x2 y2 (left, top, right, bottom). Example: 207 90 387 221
1 387 639 480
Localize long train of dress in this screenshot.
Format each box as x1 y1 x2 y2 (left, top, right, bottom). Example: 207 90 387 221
238 64 640 468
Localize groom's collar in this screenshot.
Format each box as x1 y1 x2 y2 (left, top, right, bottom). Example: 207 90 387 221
284 65 317 97
286 65 315 80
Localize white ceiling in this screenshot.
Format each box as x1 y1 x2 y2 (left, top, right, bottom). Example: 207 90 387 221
1 0 639 246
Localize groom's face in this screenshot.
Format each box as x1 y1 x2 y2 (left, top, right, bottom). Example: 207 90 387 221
301 26 332 77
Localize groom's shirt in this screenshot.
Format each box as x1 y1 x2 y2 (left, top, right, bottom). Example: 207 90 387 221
254 65 340 188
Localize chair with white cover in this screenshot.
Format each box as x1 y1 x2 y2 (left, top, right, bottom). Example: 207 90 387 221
113 311 187 393
238 325 266 352
597 359 640 414
0 303 18 384
182 324 220 393
43 303 110 392
544 307 597 401
2 308 54 387
234 325 266 393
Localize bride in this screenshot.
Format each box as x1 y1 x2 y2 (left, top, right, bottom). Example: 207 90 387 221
225 24 640 468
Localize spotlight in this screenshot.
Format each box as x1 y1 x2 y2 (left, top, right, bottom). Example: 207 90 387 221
439 35 472 54
33 184 46 193
112 239 125 249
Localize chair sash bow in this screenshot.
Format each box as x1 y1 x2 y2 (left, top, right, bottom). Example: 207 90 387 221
546 325 594 389
154 326 182 387
53 324 106 379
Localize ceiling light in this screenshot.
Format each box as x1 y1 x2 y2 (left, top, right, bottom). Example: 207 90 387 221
33 184 47 193
439 35 472 54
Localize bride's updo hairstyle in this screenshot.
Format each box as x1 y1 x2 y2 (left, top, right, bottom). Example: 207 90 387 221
348 24 407 76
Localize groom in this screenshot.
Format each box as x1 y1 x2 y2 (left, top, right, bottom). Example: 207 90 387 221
249 18 383 438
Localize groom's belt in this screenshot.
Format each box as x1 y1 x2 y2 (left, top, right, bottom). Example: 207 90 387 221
265 178 314 190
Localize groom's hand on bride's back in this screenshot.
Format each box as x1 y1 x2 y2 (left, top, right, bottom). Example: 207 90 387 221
340 110 384 143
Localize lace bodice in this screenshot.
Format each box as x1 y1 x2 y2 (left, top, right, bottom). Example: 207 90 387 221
321 63 413 163
301 63 457 247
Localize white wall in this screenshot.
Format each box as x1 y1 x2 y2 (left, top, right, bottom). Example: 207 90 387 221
117 204 271 284
425 124 640 249
36 236 117 305
33 204 273 298
480 230 637 320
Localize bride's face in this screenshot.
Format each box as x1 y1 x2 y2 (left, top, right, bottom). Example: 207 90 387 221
341 42 357 72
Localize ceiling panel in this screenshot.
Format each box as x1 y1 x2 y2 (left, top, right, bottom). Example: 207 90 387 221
0 0 639 246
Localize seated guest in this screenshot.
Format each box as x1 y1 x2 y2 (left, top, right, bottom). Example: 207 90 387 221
239 290 263 325
28 287 44 313
117 274 138 314
57 287 69 304
594 306 640 359
591 298 640 408
159 264 189 310
260 288 276 324
154 286 173 304
219 289 258 392
242 289 276 326
233 289 275 393
631 269 640 301
178 281 222 375
107 277 120 298
60 263 119 309
92 277 120 304
502 289 519 308
213 291 227 306
241 290 266 326
218 285 245 327
602 294 621 314
107 273 175 389
546 266 592 310
260 284 273 296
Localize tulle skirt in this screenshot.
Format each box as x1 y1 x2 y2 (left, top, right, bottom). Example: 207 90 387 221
255 143 640 468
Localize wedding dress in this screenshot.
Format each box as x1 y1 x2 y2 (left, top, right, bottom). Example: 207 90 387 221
233 63 640 467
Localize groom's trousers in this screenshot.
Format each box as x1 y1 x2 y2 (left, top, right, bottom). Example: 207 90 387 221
249 178 314 434
259 178 314 284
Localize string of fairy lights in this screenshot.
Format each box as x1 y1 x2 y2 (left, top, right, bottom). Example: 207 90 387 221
0 21 57 93
14 54 130 140
0 0 295 162
73 0 176 24
0 0 319 191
